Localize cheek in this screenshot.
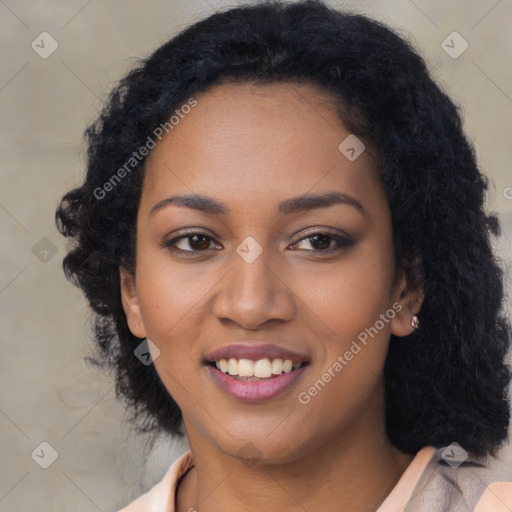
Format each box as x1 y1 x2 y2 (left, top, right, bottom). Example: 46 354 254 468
291 251 395 434
299 244 394 338
291 240 396 395
135 256 208 409
134 246 214 363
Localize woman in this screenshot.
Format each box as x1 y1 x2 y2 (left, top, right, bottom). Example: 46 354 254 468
55 1 512 510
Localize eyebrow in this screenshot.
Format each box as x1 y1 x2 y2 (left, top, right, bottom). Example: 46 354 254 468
149 191 366 217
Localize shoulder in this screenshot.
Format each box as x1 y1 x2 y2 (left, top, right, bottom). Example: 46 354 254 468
116 450 194 512
406 445 512 511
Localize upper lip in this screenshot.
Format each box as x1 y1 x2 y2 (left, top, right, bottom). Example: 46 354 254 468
204 342 310 364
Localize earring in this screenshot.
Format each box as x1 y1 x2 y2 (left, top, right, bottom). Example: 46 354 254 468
410 315 420 329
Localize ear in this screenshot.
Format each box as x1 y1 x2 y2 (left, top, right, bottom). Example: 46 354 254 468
119 266 147 339
390 258 424 337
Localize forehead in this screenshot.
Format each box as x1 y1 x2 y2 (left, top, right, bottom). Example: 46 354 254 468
140 82 383 218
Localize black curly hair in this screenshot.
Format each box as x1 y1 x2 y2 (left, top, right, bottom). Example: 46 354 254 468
55 0 511 459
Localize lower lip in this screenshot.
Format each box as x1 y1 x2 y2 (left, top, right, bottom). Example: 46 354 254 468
206 364 309 403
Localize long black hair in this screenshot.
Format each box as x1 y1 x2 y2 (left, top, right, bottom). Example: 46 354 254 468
55 0 511 459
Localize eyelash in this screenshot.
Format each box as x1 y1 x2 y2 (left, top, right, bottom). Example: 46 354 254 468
162 230 353 255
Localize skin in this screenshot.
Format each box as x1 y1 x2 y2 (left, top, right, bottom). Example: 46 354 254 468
120 82 424 512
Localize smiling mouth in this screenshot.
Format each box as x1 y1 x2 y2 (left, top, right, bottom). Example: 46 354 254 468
204 358 310 380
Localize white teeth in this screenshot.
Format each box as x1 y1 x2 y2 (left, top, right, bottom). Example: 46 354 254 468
227 358 238 376
238 359 254 377
213 357 304 378
254 358 272 378
271 358 283 374
283 360 293 373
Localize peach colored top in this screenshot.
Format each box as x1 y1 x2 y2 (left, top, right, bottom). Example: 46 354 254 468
118 446 512 511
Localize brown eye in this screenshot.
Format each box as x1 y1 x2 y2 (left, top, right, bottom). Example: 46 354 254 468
164 233 217 253
307 234 332 250
186 235 211 251
292 232 351 252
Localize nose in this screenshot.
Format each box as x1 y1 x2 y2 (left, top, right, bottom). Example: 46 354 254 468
212 248 295 330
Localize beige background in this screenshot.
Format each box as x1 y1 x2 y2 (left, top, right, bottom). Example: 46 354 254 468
1 0 511 510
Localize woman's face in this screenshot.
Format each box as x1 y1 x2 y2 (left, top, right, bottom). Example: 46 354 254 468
121 82 420 464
